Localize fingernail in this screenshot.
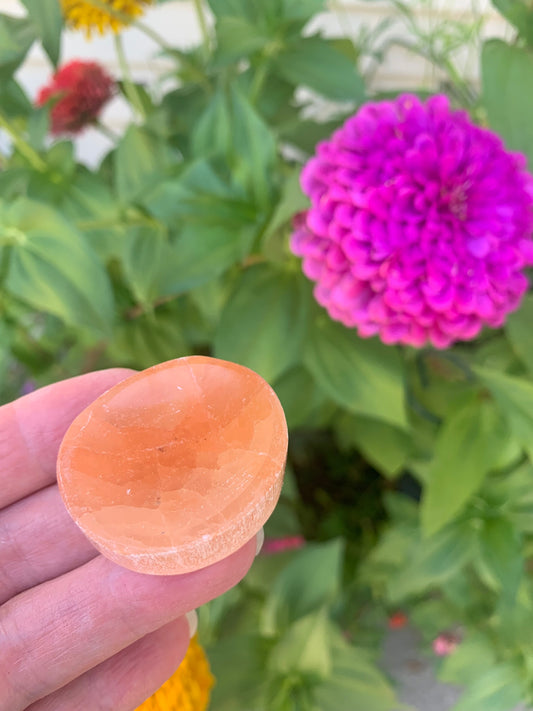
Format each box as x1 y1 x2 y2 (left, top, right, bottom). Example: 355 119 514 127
255 527 265 557
185 610 198 638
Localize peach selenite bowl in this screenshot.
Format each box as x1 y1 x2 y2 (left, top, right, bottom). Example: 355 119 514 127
57 356 288 575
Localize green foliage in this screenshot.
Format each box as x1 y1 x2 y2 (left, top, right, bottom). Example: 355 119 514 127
335 414 412 479
207 541 396 710
506 293 533 375
262 540 344 631
272 36 366 102
313 634 399 711
0 198 114 335
387 521 477 602
421 397 511 536
3 1 533 709
491 0 533 46
0 14 36 79
114 126 173 204
477 517 523 603
214 264 309 382
192 85 278 208
451 665 525 711
482 39 533 167
475 366 533 461
20 0 62 66
304 315 407 428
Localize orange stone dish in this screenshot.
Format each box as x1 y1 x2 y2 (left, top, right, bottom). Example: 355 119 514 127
57 357 288 575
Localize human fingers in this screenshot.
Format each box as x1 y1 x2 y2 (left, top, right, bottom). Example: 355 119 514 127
26 617 191 711
0 368 134 510
0 484 98 605
1 535 257 710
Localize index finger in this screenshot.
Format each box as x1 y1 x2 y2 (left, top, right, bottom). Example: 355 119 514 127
0 369 134 510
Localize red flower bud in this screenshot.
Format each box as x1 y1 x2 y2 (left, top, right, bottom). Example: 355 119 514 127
36 60 115 135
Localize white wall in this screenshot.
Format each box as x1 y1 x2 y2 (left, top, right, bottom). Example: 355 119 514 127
0 0 511 165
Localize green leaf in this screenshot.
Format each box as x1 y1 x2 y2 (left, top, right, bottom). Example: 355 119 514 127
214 264 309 383
1 199 114 335
421 398 510 536
274 36 365 102
261 169 310 256
0 168 29 201
61 169 124 261
114 126 172 204
208 0 325 26
193 87 277 208
387 523 476 602
474 366 533 461
107 310 188 370
27 142 77 205
478 517 523 601
223 87 278 208
0 79 31 119
0 14 36 79
482 39 533 167
280 115 350 155
20 0 62 65
117 80 155 117
214 16 269 63
304 316 407 429
156 224 245 297
146 160 257 228
207 0 256 21
313 634 398 711
270 609 332 678
122 225 168 306
491 0 533 45
439 633 497 686
335 413 411 478
262 540 344 632
0 321 12 376
505 293 533 375
190 89 231 159
208 634 271 711
280 0 325 22
273 365 331 429
451 664 524 711
27 105 50 152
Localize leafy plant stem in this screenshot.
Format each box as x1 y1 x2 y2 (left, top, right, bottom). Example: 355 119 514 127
250 59 270 104
134 19 211 92
0 112 47 173
134 18 172 50
113 33 147 120
429 349 477 383
84 0 171 54
0 246 12 288
125 294 176 320
94 121 120 142
193 0 210 56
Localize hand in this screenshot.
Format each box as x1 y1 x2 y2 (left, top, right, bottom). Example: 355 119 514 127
0 369 259 711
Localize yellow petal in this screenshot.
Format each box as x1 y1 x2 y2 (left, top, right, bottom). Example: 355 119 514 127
135 636 215 711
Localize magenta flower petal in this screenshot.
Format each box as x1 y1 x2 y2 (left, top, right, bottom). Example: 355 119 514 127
291 94 533 348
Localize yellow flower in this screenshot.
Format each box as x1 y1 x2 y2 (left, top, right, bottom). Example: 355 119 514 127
61 0 153 37
135 636 215 711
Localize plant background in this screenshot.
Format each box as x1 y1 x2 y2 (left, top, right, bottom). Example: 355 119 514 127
5 0 510 170
3 1 533 711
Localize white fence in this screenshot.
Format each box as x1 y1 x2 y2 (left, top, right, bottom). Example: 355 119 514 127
0 0 511 164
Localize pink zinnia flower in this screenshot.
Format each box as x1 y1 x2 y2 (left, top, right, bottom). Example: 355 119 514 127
291 94 533 348
432 632 460 657
36 60 115 135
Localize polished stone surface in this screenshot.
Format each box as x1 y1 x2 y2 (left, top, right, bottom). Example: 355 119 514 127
58 357 288 574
